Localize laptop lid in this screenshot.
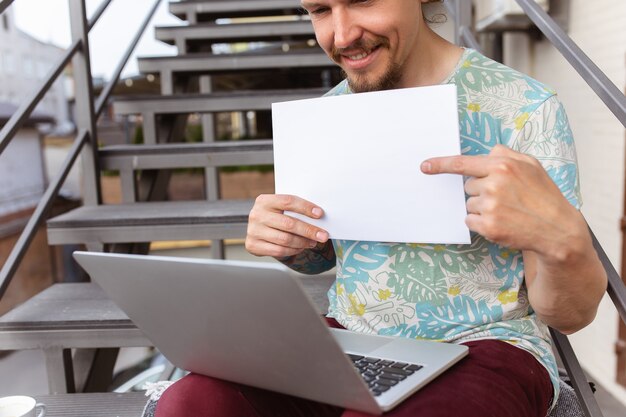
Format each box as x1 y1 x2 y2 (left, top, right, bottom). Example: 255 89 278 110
74 251 468 414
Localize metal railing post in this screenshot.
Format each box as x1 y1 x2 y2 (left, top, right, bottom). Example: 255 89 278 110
454 0 472 46
69 0 101 205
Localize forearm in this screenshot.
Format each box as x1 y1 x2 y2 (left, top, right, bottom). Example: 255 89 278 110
277 241 336 275
525 213 607 334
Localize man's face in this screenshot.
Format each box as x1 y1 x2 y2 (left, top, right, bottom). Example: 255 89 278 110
301 0 426 93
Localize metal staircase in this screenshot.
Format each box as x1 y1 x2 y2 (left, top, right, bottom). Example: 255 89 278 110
0 0 341 408
0 1 625 416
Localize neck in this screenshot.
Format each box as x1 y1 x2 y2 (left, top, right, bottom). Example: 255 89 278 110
399 27 464 88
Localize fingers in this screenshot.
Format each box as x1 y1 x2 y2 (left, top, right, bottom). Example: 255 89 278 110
246 194 329 258
250 196 329 243
255 194 323 219
259 211 327 246
464 177 480 196
421 146 533 178
245 239 311 259
421 154 490 177
466 196 481 215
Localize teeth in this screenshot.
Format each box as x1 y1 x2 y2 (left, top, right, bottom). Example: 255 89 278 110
348 52 369 60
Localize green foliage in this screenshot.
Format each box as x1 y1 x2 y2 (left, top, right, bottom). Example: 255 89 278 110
133 125 144 145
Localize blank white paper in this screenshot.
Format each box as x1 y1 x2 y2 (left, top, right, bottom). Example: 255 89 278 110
272 84 470 244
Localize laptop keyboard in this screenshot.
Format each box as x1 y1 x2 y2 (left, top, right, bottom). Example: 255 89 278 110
348 354 423 397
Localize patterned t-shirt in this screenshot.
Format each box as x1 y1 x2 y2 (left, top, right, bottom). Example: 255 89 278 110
324 48 581 406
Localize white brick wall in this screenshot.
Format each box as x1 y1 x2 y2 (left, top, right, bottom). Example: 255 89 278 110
527 0 626 404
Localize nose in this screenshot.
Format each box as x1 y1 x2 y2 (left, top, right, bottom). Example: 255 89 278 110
333 10 362 49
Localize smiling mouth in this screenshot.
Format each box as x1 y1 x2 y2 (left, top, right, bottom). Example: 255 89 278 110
331 37 389 66
344 46 379 62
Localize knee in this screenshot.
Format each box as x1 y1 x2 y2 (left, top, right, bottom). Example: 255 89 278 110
154 374 258 417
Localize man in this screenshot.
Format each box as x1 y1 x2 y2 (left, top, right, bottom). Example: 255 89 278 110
155 1 607 416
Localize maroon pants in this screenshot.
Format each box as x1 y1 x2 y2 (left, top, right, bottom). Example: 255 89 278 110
155 319 552 417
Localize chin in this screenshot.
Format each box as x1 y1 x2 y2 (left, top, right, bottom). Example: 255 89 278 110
345 64 402 93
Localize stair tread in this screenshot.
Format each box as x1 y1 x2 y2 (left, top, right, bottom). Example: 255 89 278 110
155 20 314 44
99 141 273 170
113 88 325 114
0 275 333 331
170 0 303 21
141 47 324 61
137 49 331 73
114 87 325 102
34 392 147 417
47 200 254 229
0 283 132 330
100 139 273 157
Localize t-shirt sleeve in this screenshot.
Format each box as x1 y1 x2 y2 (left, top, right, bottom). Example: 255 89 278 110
511 95 582 209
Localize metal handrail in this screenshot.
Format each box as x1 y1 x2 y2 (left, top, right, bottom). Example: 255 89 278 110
0 0 13 15
591 229 626 324
0 40 81 155
96 0 163 118
513 0 626 128
0 130 89 298
459 26 481 51
0 0 163 300
551 329 604 417
453 1 626 415
88 0 114 31
0 0 114 156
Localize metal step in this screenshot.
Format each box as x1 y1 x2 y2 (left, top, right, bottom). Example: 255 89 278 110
0 277 333 351
155 20 315 53
170 0 305 23
100 140 273 171
113 88 326 115
137 49 332 75
46 200 255 245
34 392 147 417
0 276 332 393
0 283 145 351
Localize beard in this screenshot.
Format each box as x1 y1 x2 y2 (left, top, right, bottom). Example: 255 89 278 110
343 62 403 93
331 36 402 93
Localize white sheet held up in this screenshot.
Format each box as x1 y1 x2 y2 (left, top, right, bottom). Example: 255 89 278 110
272 84 470 244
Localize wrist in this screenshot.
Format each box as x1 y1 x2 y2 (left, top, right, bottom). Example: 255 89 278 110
535 208 589 267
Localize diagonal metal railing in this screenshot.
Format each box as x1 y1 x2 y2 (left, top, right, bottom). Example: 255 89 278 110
513 0 626 128
448 1 626 416
95 0 163 118
0 0 163 299
0 130 89 297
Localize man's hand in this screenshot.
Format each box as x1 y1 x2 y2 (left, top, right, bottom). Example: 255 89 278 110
421 144 607 334
245 194 330 259
420 144 578 255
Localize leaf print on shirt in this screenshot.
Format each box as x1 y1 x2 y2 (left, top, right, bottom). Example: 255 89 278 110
460 112 512 155
419 242 490 274
520 76 555 112
447 265 505 303
466 81 532 123
337 240 389 294
387 245 448 305
456 52 521 94
554 102 574 145
546 163 579 207
415 295 504 339
378 323 421 339
487 244 524 289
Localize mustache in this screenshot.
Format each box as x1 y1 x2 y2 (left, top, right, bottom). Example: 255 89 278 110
330 37 390 62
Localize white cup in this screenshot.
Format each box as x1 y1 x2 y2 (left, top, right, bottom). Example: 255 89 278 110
0 396 46 417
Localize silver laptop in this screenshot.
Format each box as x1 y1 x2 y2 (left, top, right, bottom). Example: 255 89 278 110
73 251 467 415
